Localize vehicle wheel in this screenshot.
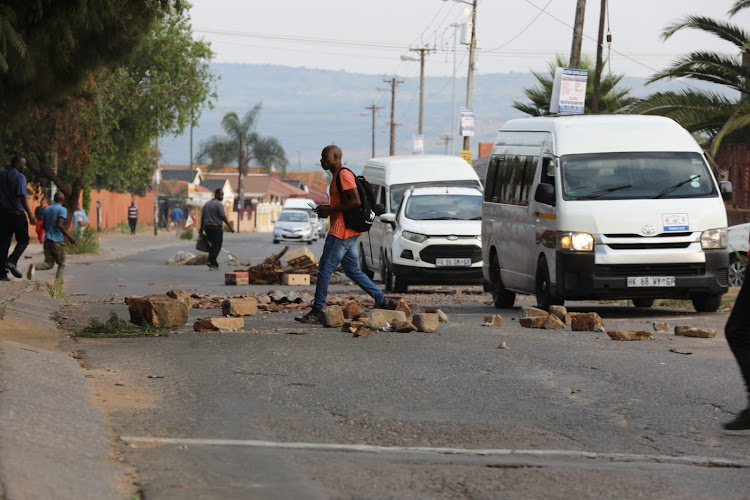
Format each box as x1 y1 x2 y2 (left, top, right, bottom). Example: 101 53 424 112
535 257 563 310
729 254 746 288
307 239 313 245
380 251 391 287
359 244 374 279
273 239 279 244
390 267 408 293
632 298 654 308
691 293 723 313
489 254 515 308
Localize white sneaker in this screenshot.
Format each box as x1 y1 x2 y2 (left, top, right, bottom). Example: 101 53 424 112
26 264 35 280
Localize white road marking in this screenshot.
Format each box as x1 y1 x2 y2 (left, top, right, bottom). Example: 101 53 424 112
120 436 748 468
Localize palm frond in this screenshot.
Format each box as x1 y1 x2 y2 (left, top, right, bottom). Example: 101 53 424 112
710 99 750 154
647 51 747 91
241 103 262 132
662 15 749 47
728 0 750 16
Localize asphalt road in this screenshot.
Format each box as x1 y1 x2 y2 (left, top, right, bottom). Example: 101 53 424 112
57 232 750 499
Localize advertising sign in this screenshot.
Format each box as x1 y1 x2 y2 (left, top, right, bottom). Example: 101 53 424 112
550 68 588 115
460 107 475 137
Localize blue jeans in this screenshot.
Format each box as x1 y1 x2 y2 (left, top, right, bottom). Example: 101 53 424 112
314 234 385 310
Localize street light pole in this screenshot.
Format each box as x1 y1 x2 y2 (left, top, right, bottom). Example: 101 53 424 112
463 0 477 154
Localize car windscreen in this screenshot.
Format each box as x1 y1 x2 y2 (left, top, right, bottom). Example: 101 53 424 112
390 180 482 210
404 194 482 221
561 152 716 200
278 212 308 222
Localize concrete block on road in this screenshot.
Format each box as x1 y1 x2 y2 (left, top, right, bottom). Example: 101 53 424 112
607 330 652 341
194 317 245 332
222 298 258 317
412 313 439 333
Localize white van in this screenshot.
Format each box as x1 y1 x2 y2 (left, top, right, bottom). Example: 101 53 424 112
481 115 732 312
357 155 483 283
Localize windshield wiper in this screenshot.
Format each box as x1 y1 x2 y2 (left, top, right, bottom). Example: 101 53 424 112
423 216 462 220
653 175 700 199
575 184 632 200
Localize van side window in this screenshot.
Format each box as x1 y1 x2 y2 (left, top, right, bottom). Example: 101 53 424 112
484 155 503 202
486 155 537 206
540 157 555 184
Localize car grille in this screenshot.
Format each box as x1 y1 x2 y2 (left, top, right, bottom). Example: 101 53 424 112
420 245 482 264
605 242 691 250
595 263 705 277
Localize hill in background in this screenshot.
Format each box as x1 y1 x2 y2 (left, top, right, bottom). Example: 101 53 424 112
160 63 713 175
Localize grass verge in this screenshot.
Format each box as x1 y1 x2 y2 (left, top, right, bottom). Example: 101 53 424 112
75 312 169 338
67 226 100 255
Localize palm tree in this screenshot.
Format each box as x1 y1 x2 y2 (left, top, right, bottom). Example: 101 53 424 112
512 55 636 116
197 104 287 231
628 1 750 155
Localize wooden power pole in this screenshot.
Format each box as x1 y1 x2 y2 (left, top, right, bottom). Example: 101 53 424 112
364 104 381 158
383 77 404 156
592 0 607 113
569 0 587 69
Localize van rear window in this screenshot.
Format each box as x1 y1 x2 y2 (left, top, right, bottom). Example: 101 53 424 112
390 180 482 210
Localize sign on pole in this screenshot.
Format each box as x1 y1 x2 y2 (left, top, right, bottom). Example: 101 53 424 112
460 107 475 137
550 68 588 115
412 135 424 155
460 149 472 165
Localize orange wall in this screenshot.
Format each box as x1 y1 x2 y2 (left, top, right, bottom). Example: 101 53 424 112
29 190 156 231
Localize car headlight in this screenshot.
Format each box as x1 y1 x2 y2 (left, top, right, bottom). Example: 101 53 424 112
402 230 428 243
701 228 727 249
559 231 595 251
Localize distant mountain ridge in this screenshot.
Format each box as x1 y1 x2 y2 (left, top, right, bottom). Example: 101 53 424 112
160 63 716 175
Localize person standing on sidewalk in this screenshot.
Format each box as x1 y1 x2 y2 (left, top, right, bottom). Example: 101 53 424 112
171 205 184 231
296 145 398 324
199 189 234 270
26 191 76 283
724 236 750 430
127 200 138 235
0 156 36 281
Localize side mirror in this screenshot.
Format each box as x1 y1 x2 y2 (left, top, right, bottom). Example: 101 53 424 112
534 183 556 206
379 213 396 223
720 180 733 201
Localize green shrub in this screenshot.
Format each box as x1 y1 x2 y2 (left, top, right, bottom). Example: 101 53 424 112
68 226 100 254
179 228 194 240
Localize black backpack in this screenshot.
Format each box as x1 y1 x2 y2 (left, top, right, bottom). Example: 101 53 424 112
335 167 383 232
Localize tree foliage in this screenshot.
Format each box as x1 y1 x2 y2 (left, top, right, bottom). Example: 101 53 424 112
629 1 750 155
512 55 637 116
197 104 288 230
0 0 186 119
3 7 216 220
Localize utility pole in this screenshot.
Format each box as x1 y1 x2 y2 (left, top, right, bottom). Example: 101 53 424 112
189 109 194 171
569 0 587 69
463 0 478 154
382 77 404 156
438 135 452 155
404 47 433 135
153 136 159 236
592 0 607 113
364 104 381 158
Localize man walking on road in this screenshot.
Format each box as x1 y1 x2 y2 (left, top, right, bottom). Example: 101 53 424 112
724 242 750 430
296 145 398 324
27 191 76 283
127 200 138 235
199 189 234 270
0 156 36 281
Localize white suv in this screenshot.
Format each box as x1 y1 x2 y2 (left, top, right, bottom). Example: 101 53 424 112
378 186 484 292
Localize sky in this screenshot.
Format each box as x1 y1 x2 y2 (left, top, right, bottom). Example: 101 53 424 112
188 0 750 81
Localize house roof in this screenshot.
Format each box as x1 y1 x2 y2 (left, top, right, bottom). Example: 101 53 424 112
201 179 230 193
161 170 198 183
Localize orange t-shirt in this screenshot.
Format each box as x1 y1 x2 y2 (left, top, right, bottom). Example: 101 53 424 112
328 168 362 239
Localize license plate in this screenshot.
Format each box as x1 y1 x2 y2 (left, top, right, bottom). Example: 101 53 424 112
435 258 472 267
627 276 676 287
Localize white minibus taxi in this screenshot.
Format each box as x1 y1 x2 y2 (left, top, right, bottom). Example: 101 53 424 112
481 115 732 312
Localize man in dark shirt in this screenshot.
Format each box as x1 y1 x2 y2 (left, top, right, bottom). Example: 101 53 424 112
199 189 234 270
0 156 36 280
